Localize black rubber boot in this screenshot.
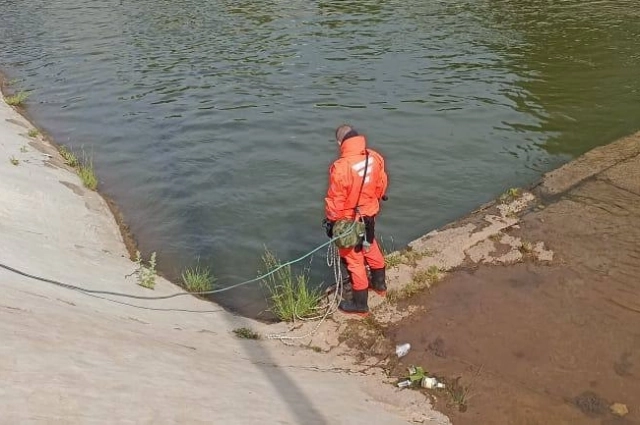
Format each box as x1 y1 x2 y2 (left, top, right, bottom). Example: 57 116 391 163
339 289 369 316
369 268 387 296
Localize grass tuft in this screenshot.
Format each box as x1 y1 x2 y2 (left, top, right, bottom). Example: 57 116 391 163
233 327 260 340
56 145 97 190
58 146 79 167
4 91 29 106
260 248 322 322
387 265 442 302
379 236 403 268
385 252 403 268
403 247 436 267
78 162 97 190
500 187 521 204
135 251 157 289
519 240 534 255
181 261 215 293
27 129 39 138
446 367 480 413
447 377 472 412
9 156 19 166
77 151 97 190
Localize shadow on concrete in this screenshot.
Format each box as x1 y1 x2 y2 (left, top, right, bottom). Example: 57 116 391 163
231 315 329 425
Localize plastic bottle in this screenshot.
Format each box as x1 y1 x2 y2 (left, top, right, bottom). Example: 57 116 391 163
421 377 446 389
397 380 412 388
421 377 438 389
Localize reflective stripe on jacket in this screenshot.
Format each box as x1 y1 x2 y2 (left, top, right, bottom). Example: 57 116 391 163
325 135 388 221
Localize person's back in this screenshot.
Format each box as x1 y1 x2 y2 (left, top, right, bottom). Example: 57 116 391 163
324 125 388 316
325 132 387 222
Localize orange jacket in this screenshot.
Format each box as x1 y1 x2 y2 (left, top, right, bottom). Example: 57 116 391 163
325 135 388 221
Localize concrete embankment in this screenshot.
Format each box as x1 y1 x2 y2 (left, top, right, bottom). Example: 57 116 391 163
0 95 449 424
384 132 640 424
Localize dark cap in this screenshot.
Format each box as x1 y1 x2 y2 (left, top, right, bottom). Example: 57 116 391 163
335 124 358 143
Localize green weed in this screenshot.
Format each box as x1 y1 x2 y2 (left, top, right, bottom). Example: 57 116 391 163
58 146 79 167
181 261 215 293
9 156 19 166
77 151 97 190
385 252 403 268
500 187 521 203
379 236 403 268
135 251 157 289
4 91 29 106
260 248 322 322
446 367 481 413
27 129 39 138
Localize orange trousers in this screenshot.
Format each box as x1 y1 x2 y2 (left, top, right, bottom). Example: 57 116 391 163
339 239 385 291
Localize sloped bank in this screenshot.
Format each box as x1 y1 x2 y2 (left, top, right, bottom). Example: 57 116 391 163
0 91 449 424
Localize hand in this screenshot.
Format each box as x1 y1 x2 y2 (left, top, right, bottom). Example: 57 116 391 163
322 218 335 238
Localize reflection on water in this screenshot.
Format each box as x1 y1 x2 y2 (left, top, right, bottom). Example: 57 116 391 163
0 0 638 316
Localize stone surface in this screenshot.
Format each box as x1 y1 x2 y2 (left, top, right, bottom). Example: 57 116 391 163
610 403 629 417
387 132 640 425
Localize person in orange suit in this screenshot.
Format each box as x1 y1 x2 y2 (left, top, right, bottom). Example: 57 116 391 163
323 124 389 316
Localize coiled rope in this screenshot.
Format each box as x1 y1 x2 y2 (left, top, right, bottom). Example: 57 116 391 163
265 242 344 342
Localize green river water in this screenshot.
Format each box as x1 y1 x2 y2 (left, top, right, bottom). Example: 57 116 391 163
1 0 638 316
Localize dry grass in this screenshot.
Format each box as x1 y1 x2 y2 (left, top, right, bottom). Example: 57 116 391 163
233 327 260 340
489 233 502 242
385 252 403 268
387 265 442 302
519 240 534 254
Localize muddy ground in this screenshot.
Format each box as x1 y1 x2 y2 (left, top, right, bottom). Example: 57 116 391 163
385 136 640 424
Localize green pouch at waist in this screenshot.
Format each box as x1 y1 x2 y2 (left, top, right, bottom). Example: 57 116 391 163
332 219 365 249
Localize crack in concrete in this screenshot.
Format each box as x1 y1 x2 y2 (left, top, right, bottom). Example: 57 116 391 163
567 193 638 217
597 176 640 199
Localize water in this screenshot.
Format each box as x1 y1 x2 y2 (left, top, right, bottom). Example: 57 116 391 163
1 0 639 317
